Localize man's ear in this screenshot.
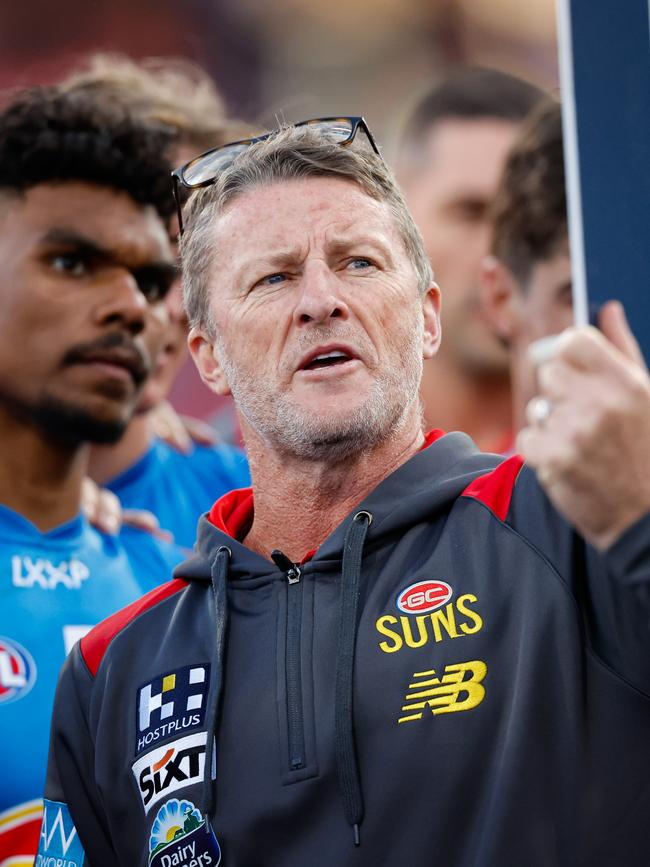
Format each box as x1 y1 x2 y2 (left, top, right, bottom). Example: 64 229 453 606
422 282 442 360
188 325 232 396
480 255 521 345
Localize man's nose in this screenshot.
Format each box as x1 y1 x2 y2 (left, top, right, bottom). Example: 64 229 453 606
293 262 350 326
93 269 149 335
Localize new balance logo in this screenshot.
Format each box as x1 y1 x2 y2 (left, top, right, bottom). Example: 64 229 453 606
398 660 487 724
135 664 210 756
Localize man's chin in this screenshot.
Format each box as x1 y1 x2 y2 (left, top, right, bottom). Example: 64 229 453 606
34 397 129 446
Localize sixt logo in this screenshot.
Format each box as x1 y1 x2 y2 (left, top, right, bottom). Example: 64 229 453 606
396 580 452 615
0 636 37 704
133 732 207 813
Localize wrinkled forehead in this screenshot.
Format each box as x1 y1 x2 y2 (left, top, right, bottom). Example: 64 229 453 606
211 176 405 258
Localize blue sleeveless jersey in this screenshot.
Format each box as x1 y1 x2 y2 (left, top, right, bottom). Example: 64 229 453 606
0 504 182 861
107 438 250 550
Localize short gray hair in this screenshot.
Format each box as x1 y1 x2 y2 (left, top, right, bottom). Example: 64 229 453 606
180 124 433 331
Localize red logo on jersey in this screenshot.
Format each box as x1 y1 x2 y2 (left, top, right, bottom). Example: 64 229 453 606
396 580 452 615
0 636 37 704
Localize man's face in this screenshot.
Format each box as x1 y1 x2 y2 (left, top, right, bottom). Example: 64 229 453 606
482 240 574 428
0 182 176 444
509 244 574 415
399 118 520 375
190 177 439 460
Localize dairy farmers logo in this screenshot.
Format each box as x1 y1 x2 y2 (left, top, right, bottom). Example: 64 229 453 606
0 636 37 704
136 664 210 757
133 732 207 812
396 580 452 615
149 799 221 867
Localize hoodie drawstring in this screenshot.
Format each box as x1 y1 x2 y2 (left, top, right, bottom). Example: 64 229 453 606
335 510 372 846
203 544 231 822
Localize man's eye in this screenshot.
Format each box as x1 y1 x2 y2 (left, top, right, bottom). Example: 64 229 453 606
265 273 286 285
136 274 174 304
348 258 372 270
51 254 87 277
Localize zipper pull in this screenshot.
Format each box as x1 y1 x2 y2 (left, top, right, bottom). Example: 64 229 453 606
271 549 302 584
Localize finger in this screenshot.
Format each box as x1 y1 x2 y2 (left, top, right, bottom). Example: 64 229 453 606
94 489 122 535
598 300 647 370
123 509 175 543
181 415 217 446
122 509 160 533
536 358 585 400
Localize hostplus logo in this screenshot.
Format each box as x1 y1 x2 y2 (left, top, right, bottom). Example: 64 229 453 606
0 636 37 704
136 665 210 756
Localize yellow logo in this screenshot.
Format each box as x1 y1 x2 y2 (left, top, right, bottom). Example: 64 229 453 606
398 659 487 724
376 593 483 654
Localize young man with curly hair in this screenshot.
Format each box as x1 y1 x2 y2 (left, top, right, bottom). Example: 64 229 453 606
0 84 184 862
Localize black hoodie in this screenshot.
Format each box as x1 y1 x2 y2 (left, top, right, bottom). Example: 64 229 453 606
40 432 650 867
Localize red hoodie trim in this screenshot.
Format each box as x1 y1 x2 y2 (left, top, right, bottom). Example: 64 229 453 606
461 454 525 521
80 578 187 677
208 487 254 540
207 431 447 557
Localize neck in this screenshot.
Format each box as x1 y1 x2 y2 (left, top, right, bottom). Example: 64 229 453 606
242 411 424 563
420 354 512 452
0 409 89 531
88 413 153 485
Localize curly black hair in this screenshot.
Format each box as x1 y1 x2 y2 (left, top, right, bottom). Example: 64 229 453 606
0 85 176 219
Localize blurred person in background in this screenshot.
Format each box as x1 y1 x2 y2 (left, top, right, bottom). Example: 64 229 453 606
61 55 252 549
396 67 544 451
482 98 585 442
0 84 184 863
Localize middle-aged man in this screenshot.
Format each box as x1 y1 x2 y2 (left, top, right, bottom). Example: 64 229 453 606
396 67 544 450
40 119 650 866
0 85 184 862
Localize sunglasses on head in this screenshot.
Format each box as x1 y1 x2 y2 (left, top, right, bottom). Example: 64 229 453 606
171 116 380 235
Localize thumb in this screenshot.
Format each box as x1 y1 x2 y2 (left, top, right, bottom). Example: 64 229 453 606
598 300 647 369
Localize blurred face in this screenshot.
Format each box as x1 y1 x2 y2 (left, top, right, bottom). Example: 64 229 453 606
482 240 574 428
0 183 176 444
136 143 196 414
509 245 574 414
190 177 440 461
399 118 519 375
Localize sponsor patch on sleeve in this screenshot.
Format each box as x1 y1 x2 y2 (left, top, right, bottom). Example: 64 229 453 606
136 664 210 756
148 798 221 867
35 799 85 866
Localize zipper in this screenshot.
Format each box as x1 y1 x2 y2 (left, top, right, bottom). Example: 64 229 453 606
271 549 306 771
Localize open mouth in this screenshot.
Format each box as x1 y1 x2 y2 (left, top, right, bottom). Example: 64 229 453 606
302 350 354 371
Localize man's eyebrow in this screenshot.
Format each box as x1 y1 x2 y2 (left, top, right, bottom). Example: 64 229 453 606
39 229 177 277
39 229 113 261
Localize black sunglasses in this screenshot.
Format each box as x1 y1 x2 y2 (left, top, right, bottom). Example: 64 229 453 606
171 116 381 235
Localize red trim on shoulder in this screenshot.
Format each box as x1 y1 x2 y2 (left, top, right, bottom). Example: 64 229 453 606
208 487 254 540
80 578 187 677
461 454 525 521
421 429 445 450
206 432 444 562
